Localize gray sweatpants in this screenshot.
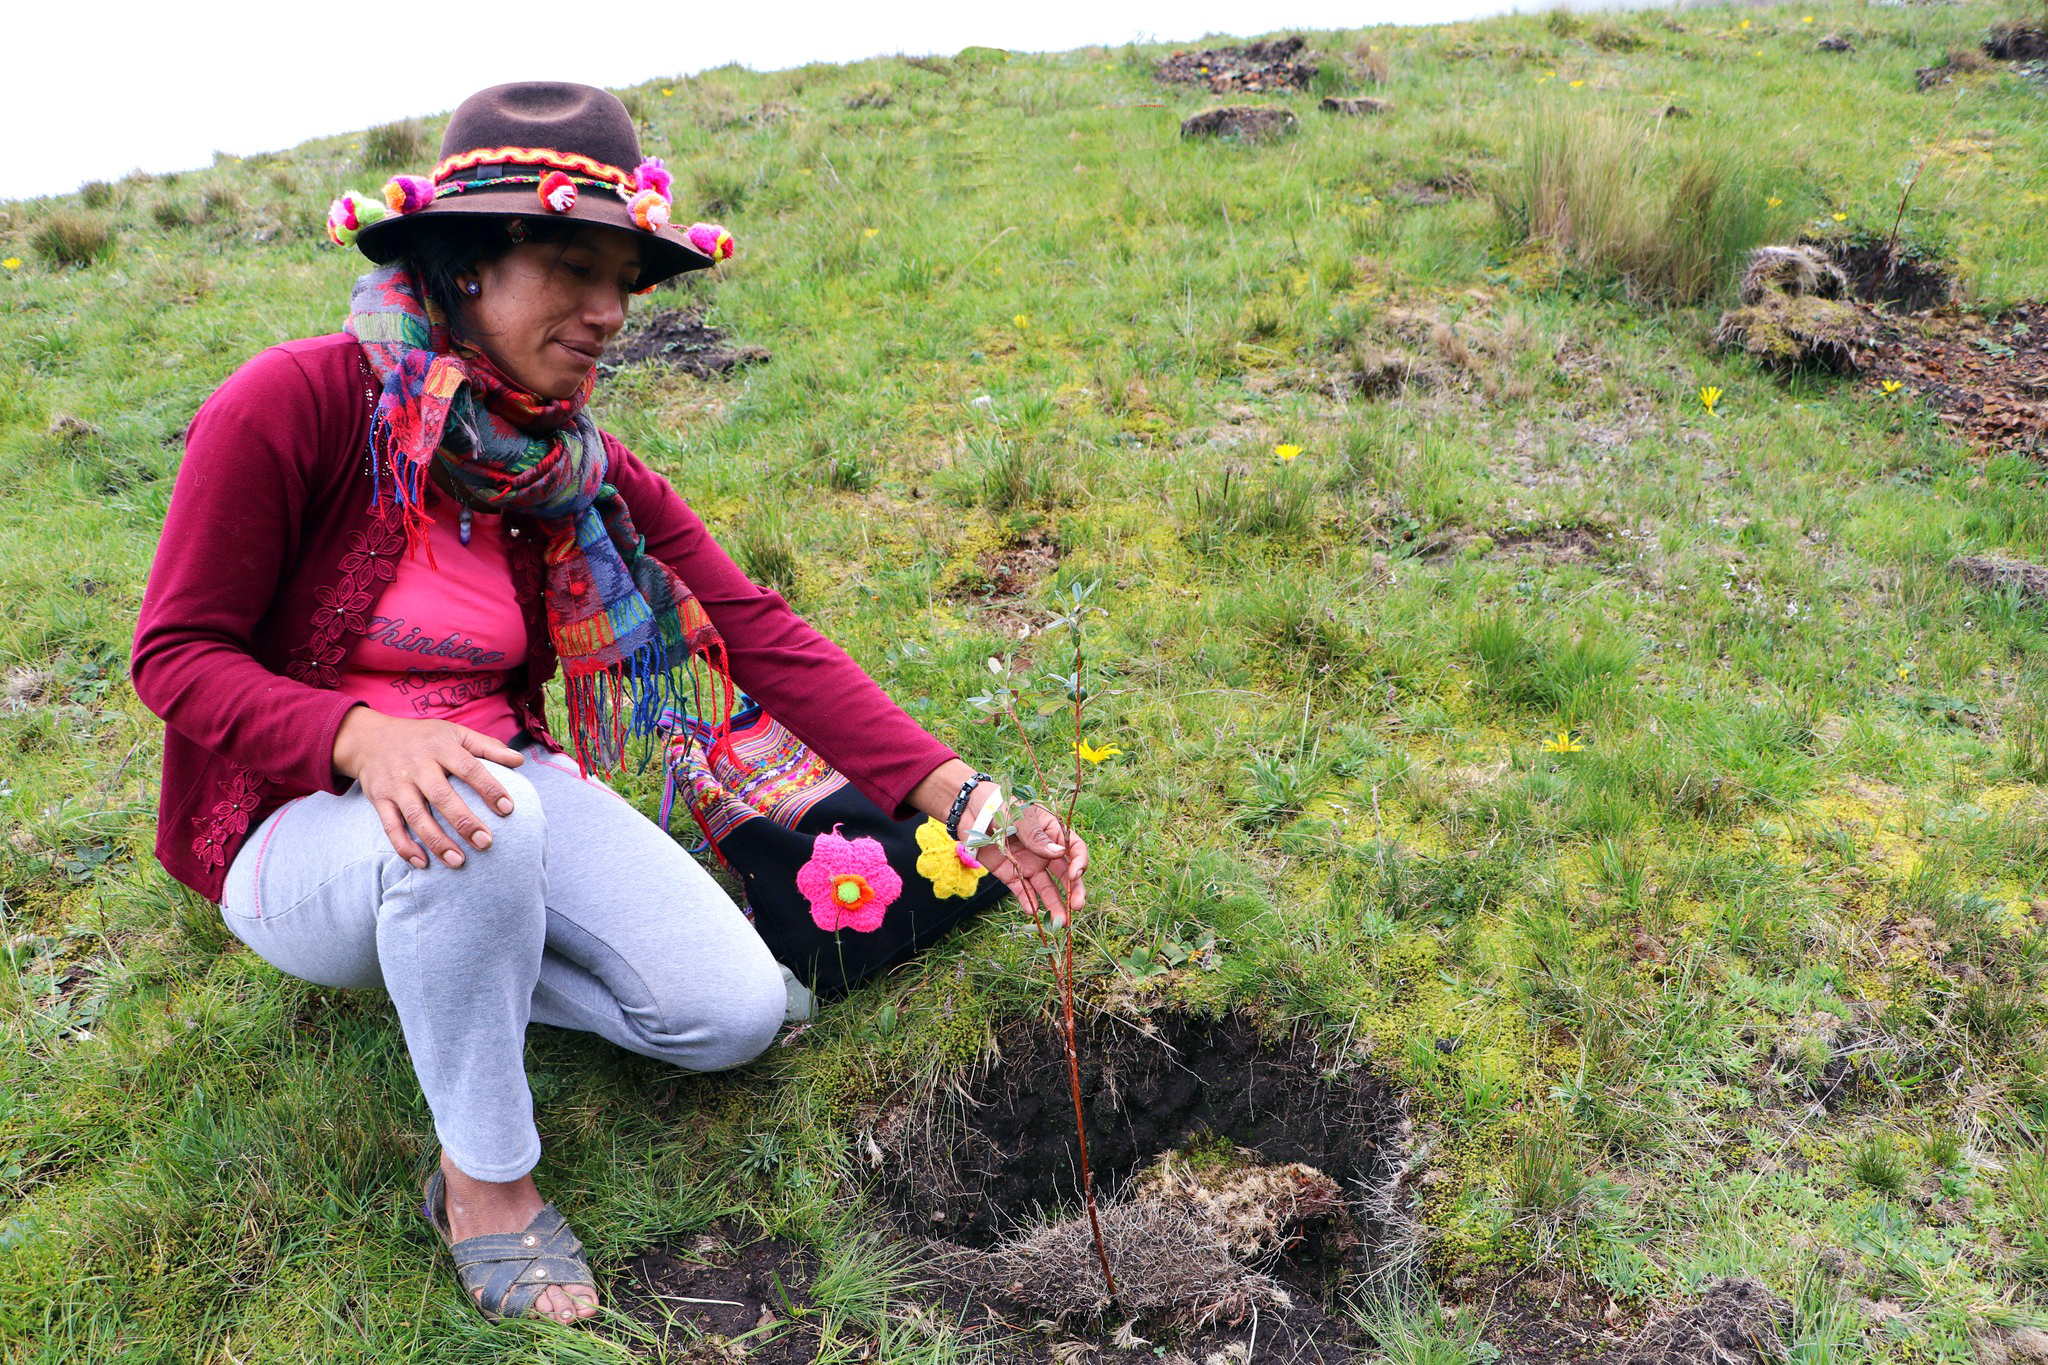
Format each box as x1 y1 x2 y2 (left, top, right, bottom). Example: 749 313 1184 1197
219 744 786 1182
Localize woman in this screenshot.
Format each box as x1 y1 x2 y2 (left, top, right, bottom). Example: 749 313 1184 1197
130 81 1087 1326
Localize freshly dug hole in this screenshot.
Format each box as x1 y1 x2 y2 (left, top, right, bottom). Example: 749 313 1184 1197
871 1009 1410 1343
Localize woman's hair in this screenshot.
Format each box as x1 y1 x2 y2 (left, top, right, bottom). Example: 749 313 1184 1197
402 215 580 325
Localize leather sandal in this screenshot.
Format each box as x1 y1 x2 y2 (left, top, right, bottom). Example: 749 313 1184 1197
421 1168 597 1323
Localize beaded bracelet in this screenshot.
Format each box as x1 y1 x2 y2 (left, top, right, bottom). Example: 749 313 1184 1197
945 771 996 840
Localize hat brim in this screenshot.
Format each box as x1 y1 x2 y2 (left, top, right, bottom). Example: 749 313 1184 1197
353 186 715 290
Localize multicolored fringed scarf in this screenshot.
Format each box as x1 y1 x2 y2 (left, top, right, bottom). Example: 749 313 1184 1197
344 263 733 771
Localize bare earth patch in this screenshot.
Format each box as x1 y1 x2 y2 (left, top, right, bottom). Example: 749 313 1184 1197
1155 37 1319 94
600 308 772 379
1864 302 2048 454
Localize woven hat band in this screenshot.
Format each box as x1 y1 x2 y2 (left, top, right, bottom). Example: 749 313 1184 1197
433 146 633 194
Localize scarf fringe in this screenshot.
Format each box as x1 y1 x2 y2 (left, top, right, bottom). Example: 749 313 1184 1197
565 638 734 776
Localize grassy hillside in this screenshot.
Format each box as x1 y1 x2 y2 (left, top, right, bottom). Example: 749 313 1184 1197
5 4 2048 1360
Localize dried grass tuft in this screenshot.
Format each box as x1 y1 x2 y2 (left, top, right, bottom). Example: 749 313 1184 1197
1739 244 1847 305
30 211 115 268
934 1154 1346 1330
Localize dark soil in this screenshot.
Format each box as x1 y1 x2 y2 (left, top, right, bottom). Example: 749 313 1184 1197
1463 1269 1643 1363
1155 37 1319 94
1986 21 2048 60
869 1009 1412 1362
1489 524 1614 564
957 531 1059 601
1181 106 1300 141
600 309 771 379
1950 554 2048 606
1606 1278 1791 1365
1826 240 1956 312
1863 302 2048 454
613 1228 824 1364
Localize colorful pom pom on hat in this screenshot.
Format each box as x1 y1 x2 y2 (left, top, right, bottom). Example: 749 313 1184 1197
381 175 436 215
536 170 577 213
326 190 388 247
687 222 735 262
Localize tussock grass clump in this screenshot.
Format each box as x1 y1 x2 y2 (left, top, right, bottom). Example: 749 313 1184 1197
360 118 426 168
77 179 114 209
1717 245 1872 372
29 211 115 268
1492 106 1788 302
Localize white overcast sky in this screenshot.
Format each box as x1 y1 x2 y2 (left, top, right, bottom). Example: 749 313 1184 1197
2 0 1578 202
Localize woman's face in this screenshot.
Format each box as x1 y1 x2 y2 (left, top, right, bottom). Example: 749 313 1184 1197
458 226 644 399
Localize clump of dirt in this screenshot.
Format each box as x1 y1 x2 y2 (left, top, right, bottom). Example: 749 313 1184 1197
947 531 1059 638
1950 554 2048 606
613 1229 824 1364
1863 302 2048 453
600 308 771 378
1180 106 1299 141
1458 1269 1645 1361
1155 37 1318 94
3 666 54 713
1740 245 1847 306
1817 32 1855 53
871 1009 1411 1361
1714 296 1873 374
1609 1277 1793 1365
1716 244 1874 373
1830 239 1956 311
934 1153 1349 1332
1985 21 2048 60
1331 348 1431 400
1321 96 1394 117
1917 46 1993 90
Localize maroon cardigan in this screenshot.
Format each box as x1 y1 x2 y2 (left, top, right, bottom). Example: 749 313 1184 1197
132 334 957 901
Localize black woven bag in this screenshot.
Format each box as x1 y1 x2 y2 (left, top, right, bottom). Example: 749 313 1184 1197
660 701 1009 996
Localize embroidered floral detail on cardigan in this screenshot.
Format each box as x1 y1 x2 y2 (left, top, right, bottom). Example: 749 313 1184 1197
285 514 405 688
191 765 264 872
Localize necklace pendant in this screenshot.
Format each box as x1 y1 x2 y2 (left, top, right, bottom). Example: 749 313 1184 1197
459 506 473 546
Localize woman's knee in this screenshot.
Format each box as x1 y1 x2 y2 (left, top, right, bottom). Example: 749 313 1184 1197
451 761 546 875
648 947 787 1072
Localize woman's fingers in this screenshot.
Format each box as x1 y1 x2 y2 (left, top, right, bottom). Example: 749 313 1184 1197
373 798 431 870
419 773 492 856
398 794 468 868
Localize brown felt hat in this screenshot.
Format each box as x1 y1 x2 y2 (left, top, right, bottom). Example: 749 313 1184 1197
350 81 722 289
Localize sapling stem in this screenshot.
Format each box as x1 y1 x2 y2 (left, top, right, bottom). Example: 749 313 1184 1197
974 584 1119 1304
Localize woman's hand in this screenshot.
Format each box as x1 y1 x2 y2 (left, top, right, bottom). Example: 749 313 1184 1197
972 798 1089 928
331 708 526 870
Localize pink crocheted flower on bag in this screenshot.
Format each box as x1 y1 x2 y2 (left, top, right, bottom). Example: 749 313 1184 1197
796 828 901 933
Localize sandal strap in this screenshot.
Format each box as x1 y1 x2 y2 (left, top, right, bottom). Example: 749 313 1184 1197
446 1202 594 1320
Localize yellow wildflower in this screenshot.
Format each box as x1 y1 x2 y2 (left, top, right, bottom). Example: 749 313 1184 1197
1569 79 1586 88
915 819 987 900
863 227 879 238
1274 443 1303 462
1013 313 1030 328
1740 18 1751 28
1076 739 1124 764
1 258 19 271
661 87 674 96
1767 197 1784 208
1897 662 1913 680
1881 379 1903 394
1699 385 1723 414
1802 15 1814 21
1832 212 1848 222
1542 731 1585 754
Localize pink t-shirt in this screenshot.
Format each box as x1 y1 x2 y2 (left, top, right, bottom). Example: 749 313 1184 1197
335 492 528 741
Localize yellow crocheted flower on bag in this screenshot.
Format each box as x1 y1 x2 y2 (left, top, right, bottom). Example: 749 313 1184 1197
915 818 987 900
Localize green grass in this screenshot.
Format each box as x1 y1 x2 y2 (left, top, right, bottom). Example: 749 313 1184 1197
6 4 2048 1361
